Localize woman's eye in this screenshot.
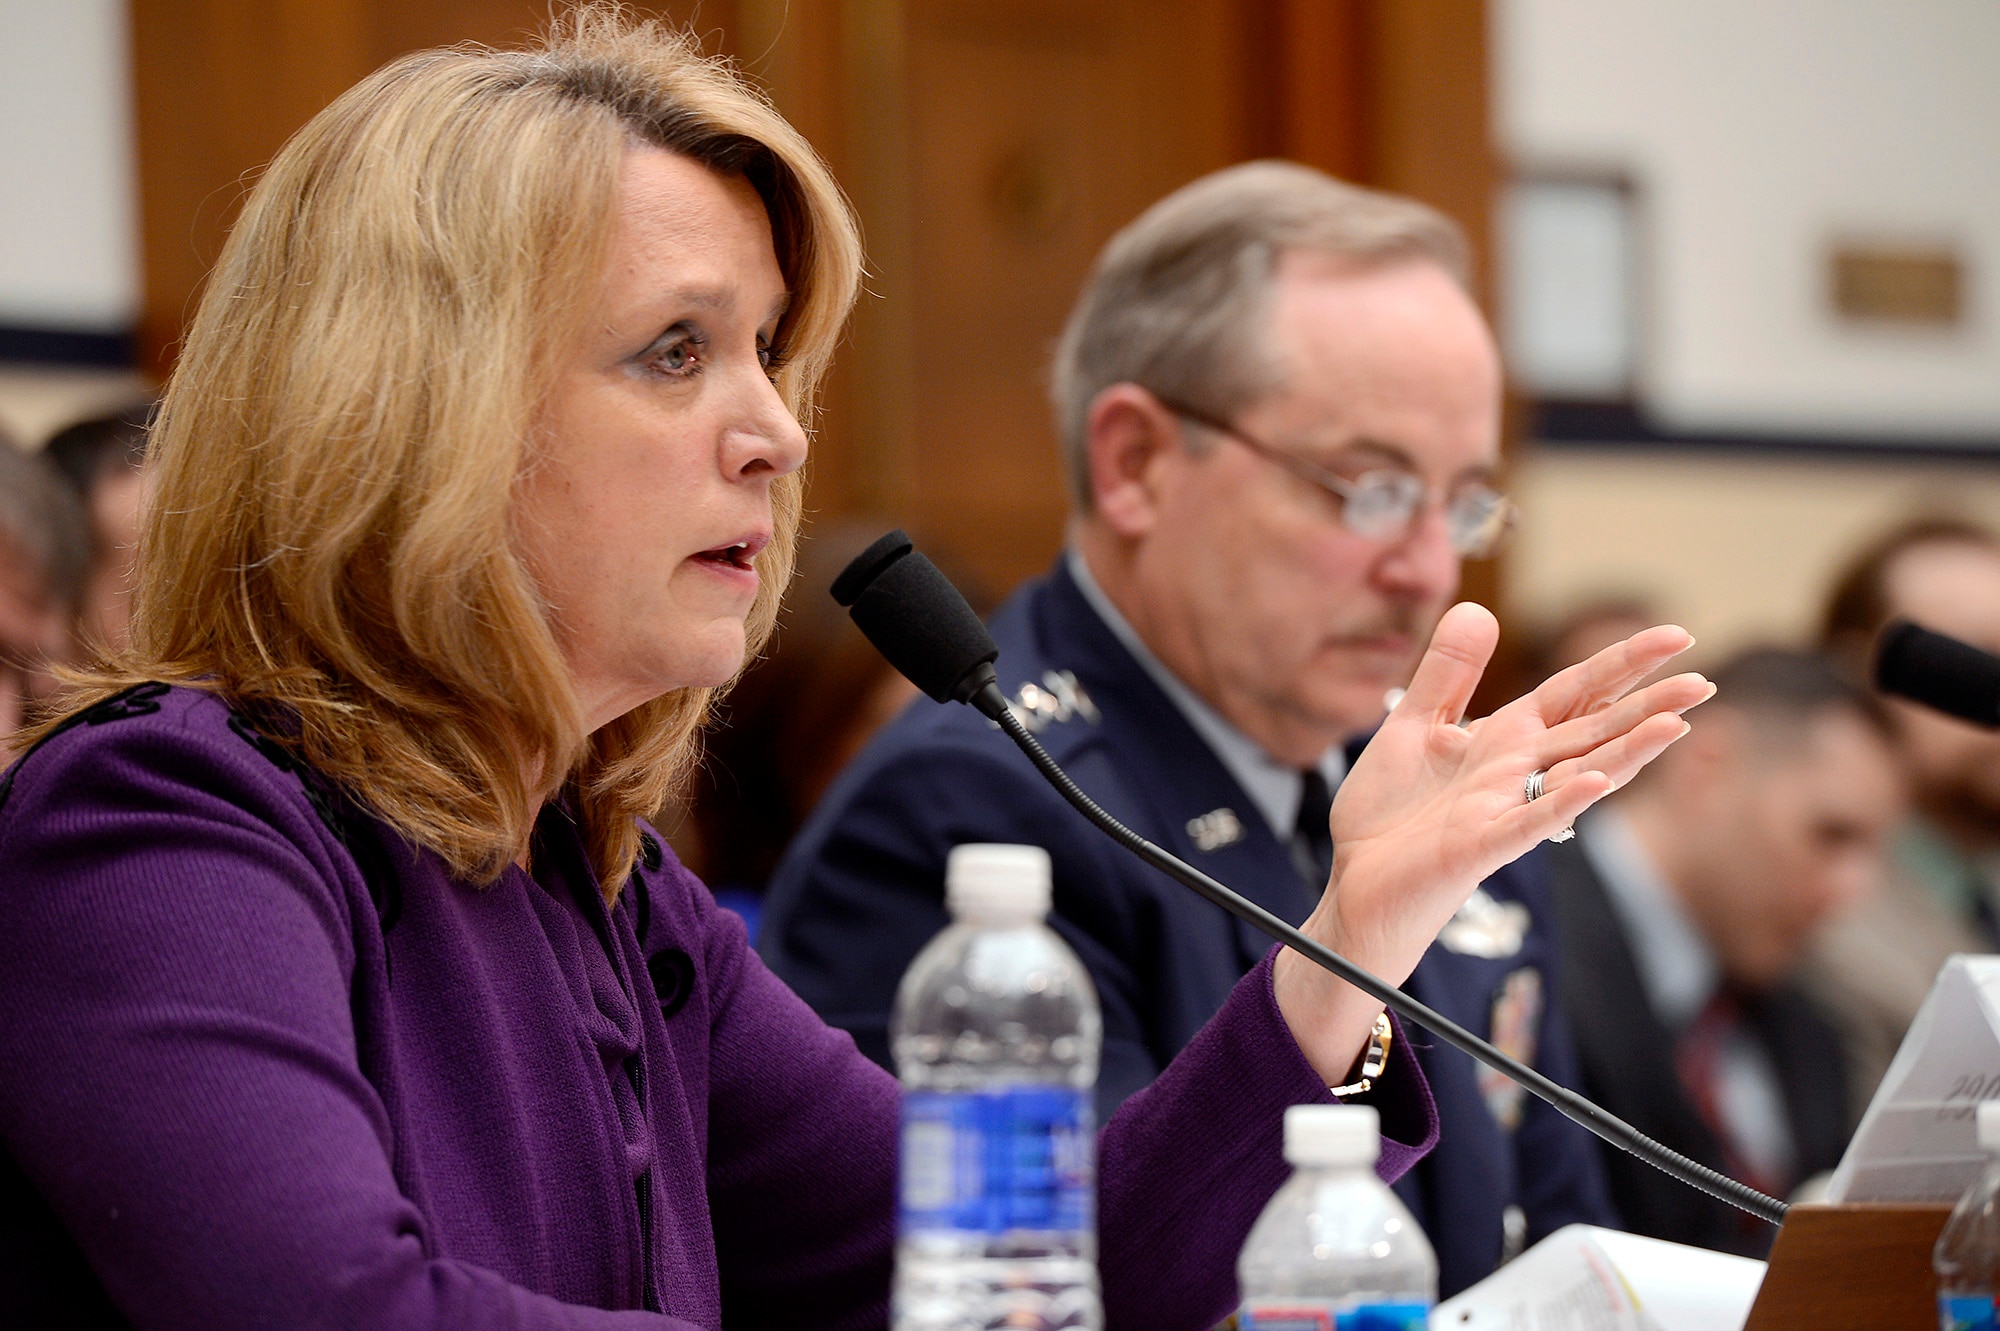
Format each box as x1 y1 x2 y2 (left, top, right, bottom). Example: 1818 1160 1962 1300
642 327 703 378
758 339 790 379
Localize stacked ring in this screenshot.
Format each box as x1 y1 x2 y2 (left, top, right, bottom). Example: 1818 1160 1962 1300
1523 768 1576 844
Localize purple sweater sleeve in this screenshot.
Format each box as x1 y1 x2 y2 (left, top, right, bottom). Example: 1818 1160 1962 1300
0 711 674 1329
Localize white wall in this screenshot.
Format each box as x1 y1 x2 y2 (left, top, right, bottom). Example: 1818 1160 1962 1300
1494 0 2000 653
0 0 139 332
1495 0 2000 441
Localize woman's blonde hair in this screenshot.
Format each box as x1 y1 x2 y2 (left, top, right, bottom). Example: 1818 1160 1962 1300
29 5 861 892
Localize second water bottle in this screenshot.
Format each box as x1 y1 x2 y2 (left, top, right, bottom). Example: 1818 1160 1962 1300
1236 1103 1437 1331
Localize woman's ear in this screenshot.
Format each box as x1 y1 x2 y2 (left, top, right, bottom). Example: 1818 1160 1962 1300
1085 384 1181 539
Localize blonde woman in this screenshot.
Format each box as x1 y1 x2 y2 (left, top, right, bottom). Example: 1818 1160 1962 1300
0 10 1706 1328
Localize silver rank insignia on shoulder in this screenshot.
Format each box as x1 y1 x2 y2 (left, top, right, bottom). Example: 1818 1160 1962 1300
1438 887 1530 959
1185 807 1246 852
1005 670 1101 734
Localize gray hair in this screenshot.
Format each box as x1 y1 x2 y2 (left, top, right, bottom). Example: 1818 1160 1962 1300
1049 160 1470 509
0 440 92 613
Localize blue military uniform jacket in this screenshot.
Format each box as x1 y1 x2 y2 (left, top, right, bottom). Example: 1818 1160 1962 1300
761 560 1617 1295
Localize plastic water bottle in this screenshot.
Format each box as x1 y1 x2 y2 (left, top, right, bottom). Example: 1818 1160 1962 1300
1236 1103 1437 1331
891 844 1104 1331
1936 1101 2000 1331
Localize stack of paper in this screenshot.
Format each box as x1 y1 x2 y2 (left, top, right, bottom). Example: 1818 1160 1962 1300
1431 1225 1765 1331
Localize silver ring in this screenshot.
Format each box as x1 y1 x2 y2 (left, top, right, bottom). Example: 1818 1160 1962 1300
1525 769 1575 842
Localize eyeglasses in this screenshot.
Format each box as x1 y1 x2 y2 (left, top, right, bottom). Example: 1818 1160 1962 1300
1154 396 1517 558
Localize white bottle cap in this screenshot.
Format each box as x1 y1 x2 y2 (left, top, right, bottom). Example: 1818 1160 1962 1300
945 844 1053 924
1284 1103 1381 1168
1978 1101 2000 1153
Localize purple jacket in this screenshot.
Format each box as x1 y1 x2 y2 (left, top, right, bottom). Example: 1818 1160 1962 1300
0 685 1437 1329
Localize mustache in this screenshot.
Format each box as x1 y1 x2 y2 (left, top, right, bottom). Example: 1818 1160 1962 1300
1326 605 1431 645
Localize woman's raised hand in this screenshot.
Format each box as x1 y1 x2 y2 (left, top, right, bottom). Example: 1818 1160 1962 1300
1272 601 1712 1084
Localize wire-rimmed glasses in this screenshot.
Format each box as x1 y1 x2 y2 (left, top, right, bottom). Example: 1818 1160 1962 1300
1154 396 1517 559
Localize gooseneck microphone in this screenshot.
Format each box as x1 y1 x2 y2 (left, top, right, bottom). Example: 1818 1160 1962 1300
1875 620 2000 728
833 530 1788 1228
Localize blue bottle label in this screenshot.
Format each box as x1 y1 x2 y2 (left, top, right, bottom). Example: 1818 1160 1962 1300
1240 1302 1430 1331
900 1086 1093 1235
1942 1294 1997 1331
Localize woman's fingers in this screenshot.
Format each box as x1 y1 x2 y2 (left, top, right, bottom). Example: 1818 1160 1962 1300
1538 671 1714 764
1499 712 1691 850
1543 711 1694 799
1527 624 1696 724
1394 602 1499 726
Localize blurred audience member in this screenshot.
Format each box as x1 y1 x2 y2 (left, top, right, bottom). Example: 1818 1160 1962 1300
1548 649 1903 1256
1804 518 2000 1117
0 440 92 736
673 520 987 935
43 403 152 653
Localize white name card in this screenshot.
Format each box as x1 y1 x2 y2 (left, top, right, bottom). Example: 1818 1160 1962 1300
1829 954 2000 1203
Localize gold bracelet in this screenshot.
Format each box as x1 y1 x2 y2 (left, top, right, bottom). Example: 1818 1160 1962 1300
1330 1012 1393 1099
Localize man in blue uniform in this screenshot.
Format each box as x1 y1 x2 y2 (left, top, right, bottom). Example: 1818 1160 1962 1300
761 162 1617 1295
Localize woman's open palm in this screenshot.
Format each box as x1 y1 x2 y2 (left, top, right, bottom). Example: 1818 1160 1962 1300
1326 601 1709 958
1273 601 1711 1081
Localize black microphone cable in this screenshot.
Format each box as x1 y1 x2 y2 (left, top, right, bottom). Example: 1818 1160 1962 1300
832 529 1789 1229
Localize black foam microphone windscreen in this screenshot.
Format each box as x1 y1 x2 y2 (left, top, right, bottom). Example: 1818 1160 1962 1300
831 530 1000 704
1874 620 2000 728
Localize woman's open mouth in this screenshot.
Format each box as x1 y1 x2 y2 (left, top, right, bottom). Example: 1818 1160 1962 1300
691 531 770 576
695 541 757 571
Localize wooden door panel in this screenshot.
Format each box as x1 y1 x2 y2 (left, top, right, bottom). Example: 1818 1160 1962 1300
898 0 1247 589
131 1 720 373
